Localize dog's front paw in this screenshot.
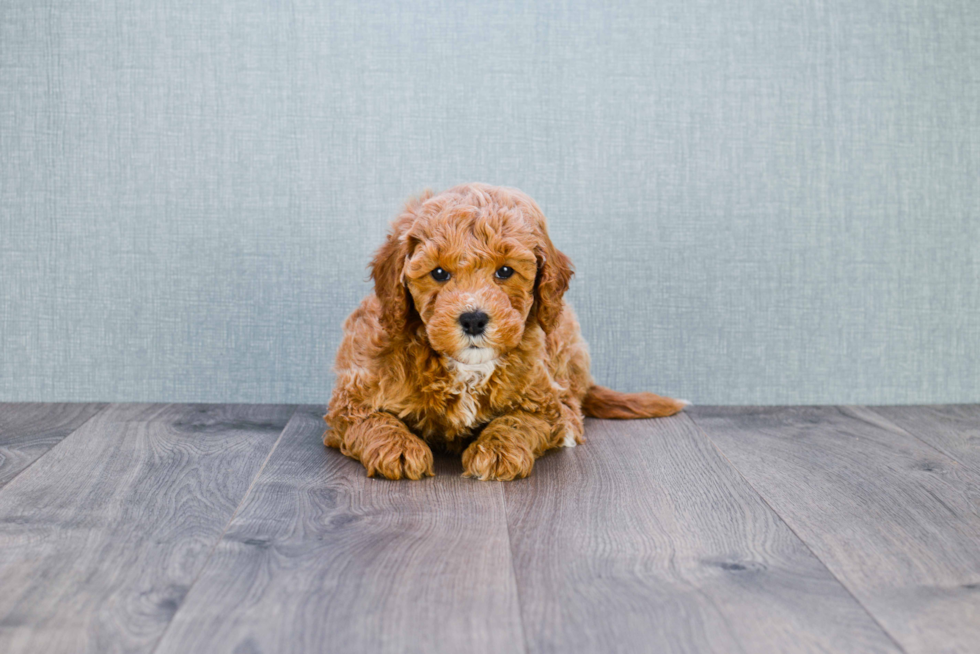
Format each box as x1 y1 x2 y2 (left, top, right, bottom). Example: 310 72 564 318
462 433 534 481
360 430 435 481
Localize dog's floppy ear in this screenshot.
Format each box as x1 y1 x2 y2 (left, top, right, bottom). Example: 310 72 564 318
531 213 574 334
371 192 430 336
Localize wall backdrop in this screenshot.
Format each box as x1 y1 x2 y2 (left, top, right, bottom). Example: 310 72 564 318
2 0 978 405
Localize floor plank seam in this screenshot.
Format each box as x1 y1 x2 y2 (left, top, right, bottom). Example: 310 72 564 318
684 412 911 654
862 406 980 477
0 403 110 495
146 404 301 654
500 484 532 654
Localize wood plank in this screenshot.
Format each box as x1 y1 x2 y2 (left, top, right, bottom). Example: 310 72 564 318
0 403 107 488
868 405 980 474
0 403 295 654
503 415 900 654
690 406 980 654
154 406 525 654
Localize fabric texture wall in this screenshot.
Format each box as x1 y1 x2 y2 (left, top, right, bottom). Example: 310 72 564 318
2 0 978 405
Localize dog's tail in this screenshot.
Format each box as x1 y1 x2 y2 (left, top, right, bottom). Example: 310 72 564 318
581 385 690 419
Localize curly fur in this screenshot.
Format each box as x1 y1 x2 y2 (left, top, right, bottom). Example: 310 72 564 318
325 183 686 481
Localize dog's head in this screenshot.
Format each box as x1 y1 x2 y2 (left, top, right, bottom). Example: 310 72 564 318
371 183 573 364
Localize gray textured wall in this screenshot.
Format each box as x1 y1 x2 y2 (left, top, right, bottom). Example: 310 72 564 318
2 0 978 405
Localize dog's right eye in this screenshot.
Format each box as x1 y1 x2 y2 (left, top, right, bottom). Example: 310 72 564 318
430 267 451 282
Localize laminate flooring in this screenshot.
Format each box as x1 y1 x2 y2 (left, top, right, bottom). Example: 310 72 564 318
1 403 977 653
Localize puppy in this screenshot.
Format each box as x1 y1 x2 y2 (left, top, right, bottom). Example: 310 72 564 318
324 183 687 481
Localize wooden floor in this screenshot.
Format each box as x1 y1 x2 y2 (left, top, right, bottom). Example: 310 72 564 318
0 404 978 653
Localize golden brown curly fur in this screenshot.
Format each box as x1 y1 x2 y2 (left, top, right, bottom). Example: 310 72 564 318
324 183 687 481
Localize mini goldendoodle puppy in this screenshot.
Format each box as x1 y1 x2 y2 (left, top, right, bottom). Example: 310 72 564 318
324 183 687 481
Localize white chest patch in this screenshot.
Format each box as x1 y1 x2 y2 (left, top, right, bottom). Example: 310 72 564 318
446 354 497 429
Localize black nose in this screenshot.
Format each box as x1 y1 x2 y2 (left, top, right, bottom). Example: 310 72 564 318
459 310 489 336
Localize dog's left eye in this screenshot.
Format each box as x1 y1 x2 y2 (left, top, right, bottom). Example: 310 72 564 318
494 266 515 280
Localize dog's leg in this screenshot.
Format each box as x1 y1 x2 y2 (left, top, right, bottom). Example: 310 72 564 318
328 412 434 480
462 411 556 481
557 398 586 447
